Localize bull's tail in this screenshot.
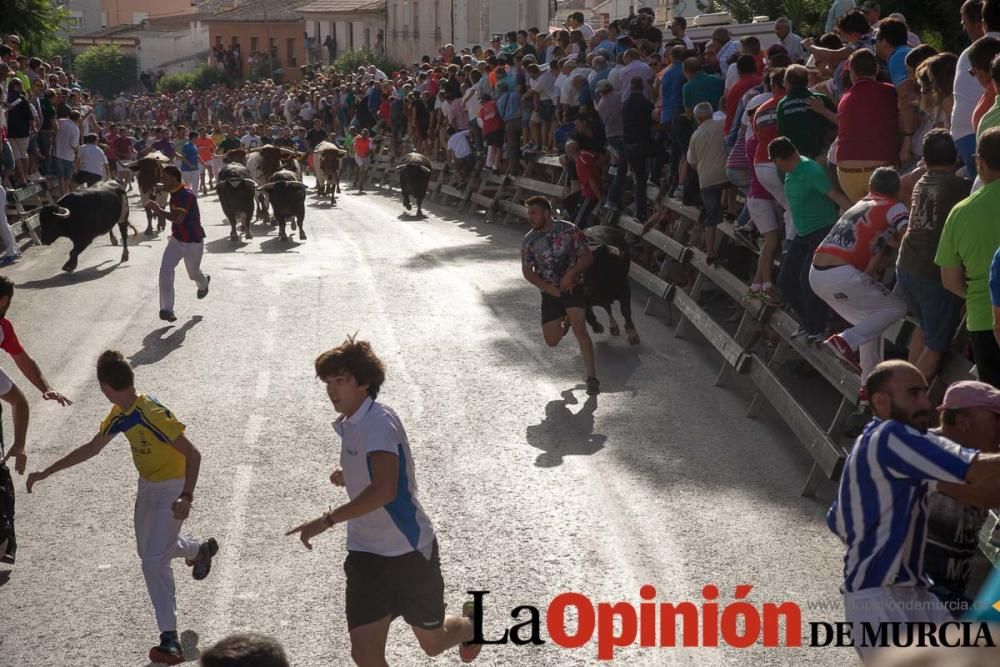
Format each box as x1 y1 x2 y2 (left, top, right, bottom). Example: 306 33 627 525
127 223 140 238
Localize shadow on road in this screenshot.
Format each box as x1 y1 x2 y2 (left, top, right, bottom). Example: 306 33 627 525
129 316 203 367
205 237 250 254
16 260 123 289
397 211 428 221
258 237 302 254
525 390 605 467
405 241 514 270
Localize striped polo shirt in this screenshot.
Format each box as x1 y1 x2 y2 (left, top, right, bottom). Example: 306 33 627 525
168 184 205 243
827 418 977 593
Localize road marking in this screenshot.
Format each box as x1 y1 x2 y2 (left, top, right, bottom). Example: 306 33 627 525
210 416 260 634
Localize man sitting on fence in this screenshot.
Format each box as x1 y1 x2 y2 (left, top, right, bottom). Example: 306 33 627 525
809 167 909 378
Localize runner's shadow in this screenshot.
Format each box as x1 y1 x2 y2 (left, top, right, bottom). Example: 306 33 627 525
0 570 10 587
129 316 202 368
525 390 605 468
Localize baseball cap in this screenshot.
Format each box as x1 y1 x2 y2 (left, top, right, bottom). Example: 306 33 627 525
940 381 1000 413
860 1 879 11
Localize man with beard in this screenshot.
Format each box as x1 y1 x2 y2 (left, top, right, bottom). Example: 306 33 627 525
828 360 1000 661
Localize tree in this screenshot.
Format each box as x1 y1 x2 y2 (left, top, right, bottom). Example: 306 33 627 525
74 45 138 97
0 0 70 55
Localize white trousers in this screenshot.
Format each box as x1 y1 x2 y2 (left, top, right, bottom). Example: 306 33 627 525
753 162 796 240
182 169 200 191
134 477 200 632
159 237 208 312
843 586 956 663
809 264 908 377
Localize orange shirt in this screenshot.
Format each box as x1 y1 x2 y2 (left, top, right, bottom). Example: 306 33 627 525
195 136 216 162
973 81 997 135
355 136 372 157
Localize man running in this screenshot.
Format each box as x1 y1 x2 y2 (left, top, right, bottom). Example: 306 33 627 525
0 274 71 564
521 195 599 395
286 338 481 666
26 350 218 665
145 165 210 323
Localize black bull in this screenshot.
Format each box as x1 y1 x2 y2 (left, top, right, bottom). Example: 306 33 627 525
583 225 640 345
216 163 257 241
396 158 432 216
38 181 136 273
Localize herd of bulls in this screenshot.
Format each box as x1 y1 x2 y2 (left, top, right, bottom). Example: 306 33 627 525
30 147 638 344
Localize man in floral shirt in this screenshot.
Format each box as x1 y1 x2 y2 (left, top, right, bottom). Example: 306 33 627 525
521 195 599 395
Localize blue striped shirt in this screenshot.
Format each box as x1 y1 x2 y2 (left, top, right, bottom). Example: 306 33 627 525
827 418 977 593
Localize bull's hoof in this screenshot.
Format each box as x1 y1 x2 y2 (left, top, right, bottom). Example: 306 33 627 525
61 261 76 273
144 227 154 236
590 321 604 334
110 237 119 247
245 231 253 239
609 324 621 337
230 232 239 241
121 252 129 263
627 330 641 345
279 233 289 242
417 208 424 217
299 231 307 241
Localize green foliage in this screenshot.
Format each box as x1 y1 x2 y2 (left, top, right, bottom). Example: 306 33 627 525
74 45 138 97
332 48 406 78
0 0 69 54
157 71 196 93
157 65 235 93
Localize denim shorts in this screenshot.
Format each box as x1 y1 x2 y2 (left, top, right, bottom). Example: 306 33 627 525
54 158 74 178
700 184 725 227
896 267 963 352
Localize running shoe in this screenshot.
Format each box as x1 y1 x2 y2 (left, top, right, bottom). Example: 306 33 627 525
159 310 177 323
0 256 16 267
197 275 211 299
823 334 861 374
586 376 601 395
149 631 184 665
459 600 482 663
806 332 827 345
187 537 218 581
790 327 809 340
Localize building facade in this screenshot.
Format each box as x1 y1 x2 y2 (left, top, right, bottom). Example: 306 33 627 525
297 0 387 67
203 0 309 81
99 0 194 27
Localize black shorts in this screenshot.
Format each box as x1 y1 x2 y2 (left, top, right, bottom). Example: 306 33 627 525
344 540 445 631
485 129 505 147
541 285 586 324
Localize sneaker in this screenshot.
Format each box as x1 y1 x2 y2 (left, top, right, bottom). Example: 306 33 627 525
747 285 762 300
586 376 601 395
671 185 685 199
823 334 861 374
148 631 184 665
459 600 482 663
806 332 827 345
0 255 16 267
790 327 809 340
197 275 211 300
187 537 218 581
159 310 177 323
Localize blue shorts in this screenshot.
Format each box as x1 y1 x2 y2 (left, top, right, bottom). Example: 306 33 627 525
54 158 74 178
897 267 963 352
700 184 725 227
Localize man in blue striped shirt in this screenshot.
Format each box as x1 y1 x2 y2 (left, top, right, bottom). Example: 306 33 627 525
829 359 1000 659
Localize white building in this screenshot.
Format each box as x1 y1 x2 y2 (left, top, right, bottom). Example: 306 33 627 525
71 14 211 74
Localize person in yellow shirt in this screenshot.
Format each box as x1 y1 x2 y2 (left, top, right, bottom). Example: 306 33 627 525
26 350 217 666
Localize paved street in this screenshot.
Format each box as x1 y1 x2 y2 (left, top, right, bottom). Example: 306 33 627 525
0 178 856 665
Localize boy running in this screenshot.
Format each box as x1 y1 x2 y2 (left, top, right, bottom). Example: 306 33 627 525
521 195 599 394
26 350 218 665
286 338 481 666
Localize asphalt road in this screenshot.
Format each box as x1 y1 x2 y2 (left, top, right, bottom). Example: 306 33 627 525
0 177 856 666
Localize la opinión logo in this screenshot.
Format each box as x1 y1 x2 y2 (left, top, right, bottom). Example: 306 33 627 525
467 585 803 660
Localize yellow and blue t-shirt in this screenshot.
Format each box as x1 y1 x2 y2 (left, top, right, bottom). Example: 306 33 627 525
100 394 186 481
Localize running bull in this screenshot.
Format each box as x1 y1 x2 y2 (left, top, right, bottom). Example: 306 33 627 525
260 170 308 241
396 152 432 216
313 141 345 205
216 163 257 241
126 151 171 235
582 225 640 345
247 145 302 223
39 181 136 273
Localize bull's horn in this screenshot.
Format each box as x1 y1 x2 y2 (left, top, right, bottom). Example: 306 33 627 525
420 166 431 174
289 182 308 191
51 207 71 218
243 179 258 187
259 183 275 191
395 164 405 170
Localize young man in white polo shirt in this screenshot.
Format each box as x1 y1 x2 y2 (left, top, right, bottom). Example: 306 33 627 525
287 338 481 665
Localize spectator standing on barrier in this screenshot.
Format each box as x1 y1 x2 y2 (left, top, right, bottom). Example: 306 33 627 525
751 67 793 240
496 81 521 174
769 136 853 341
596 80 625 206
564 139 601 227
687 103 728 265
924 381 1000 611
676 58 724 199
835 50 899 203
622 76 654 223
937 126 1000 388
810 167 909 377
776 64 837 162
669 16 694 50
897 130 970 382
145 165 210 324
829 360 1000 662
521 195 599 395
953 0 1000 178
724 56 762 136
971 38 1000 140
285 339 482 665
53 106 79 195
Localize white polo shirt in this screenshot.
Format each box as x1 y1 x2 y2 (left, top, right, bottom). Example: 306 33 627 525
334 397 435 557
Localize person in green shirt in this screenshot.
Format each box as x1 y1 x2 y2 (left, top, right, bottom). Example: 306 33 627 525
681 58 725 117
936 126 1000 388
776 65 837 160
769 136 853 339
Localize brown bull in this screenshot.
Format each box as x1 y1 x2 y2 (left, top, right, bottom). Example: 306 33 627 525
126 151 171 235
247 145 303 223
313 141 345 205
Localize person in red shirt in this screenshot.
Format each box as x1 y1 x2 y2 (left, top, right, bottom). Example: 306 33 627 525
724 55 762 133
194 133 217 194
565 140 601 228
353 128 373 192
0 274 72 565
478 93 504 172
